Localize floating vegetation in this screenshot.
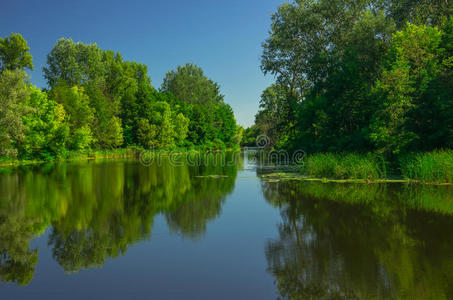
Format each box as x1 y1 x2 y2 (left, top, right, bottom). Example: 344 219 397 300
194 175 230 179
260 171 453 186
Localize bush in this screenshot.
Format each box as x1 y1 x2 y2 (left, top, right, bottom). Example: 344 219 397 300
304 153 386 180
400 150 453 183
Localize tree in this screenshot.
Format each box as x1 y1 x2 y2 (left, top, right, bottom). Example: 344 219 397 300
49 83 94 150
370 23 444 155
174 113 190 147
256 0 452 155
43 38 104 88
254 84 291 146
137 119 158 149
161 63 223 105
21 86 68 159
161 63 238 148
0 33 33 72
214 103 236 147
85 80 123 148
0 70 30 157
387 0 452 28
260 0 396 150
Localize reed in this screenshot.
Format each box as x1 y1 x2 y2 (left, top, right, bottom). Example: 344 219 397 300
303 153 386 180
400 150 453 184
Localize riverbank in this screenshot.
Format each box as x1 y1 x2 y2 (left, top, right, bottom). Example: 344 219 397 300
0 147 240 168
0 148 138 168
300 150 453 185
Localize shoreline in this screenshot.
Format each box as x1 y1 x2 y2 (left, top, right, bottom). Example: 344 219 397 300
260 172 453 186
0 148 239 168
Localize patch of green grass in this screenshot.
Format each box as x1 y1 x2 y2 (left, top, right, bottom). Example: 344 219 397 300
400 150 453 184
303 153 386 180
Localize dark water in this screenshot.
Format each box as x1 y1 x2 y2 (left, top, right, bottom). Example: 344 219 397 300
1 153 453 299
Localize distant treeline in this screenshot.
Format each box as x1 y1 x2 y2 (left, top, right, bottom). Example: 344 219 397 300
0 36 241 160
244 0 452 159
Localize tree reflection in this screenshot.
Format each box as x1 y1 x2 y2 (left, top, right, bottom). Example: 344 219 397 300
0 172 38 286
0 153 240 282
263 180 453 299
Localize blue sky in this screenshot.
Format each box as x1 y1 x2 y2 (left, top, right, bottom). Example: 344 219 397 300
0 0 285 127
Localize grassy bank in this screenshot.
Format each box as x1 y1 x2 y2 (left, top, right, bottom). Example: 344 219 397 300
302 150 453 184
0 148 139 167
400 150 453 184
0 147 240 168
303 153 386 180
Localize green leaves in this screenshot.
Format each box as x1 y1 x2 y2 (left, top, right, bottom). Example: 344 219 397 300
49 83 94 150
256 1 452 156
43 38 105 88
0 70 30 158
21 86 68 159
161 63 223 105
161 63 238 148
370 23 445 155
0 33 33 72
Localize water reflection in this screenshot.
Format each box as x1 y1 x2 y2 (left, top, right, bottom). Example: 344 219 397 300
0 153 241 284
262 180 453 299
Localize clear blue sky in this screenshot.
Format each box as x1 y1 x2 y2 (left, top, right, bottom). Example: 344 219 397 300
0 0 285 127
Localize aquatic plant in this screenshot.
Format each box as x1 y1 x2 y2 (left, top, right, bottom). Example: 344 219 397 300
400 150 453 184
303 153 386 180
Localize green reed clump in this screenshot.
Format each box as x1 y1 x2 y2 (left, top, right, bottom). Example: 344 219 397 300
400 150 453 183
303 153 386 180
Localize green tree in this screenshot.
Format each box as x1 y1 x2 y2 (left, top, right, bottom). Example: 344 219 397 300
149 101 175 149
43 38 104 88
161 63 223 105
0 33 33 72
21 86 68 159
137 118 158 149
161 63 238 148
49 83 95 150
370 23 444 155
0 70 30 157
254 84 291 146
85 80 123 148
174 113 190 147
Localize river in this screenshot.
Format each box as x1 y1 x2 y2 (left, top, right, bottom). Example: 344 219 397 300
1 152 453 299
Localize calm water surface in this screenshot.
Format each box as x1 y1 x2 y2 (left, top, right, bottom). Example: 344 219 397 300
1 153 453 299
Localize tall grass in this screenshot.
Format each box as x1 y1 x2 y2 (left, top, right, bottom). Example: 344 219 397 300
304 153 386 180
400 150 453 184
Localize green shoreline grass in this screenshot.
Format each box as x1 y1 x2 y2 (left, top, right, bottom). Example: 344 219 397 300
299 150 453 185
0 147 239 168
400 150 453 184
0 149 137 168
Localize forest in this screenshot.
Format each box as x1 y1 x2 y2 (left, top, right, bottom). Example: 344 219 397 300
0 35 241 161
245 0 452 155
242 0 453 181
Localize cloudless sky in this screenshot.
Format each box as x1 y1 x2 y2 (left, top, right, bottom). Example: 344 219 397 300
0 0 285 127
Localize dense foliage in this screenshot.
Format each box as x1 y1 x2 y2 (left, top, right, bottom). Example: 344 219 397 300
0 35 240 161
248 0 452 159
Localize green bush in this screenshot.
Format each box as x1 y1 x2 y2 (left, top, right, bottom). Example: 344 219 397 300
400 150 453 183
304 153 386 180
